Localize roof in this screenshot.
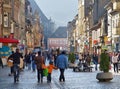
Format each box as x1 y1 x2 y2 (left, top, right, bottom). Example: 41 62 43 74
50 26 67 38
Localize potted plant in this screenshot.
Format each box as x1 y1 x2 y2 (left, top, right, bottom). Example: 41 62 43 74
68 52 75 68
96 50 113 82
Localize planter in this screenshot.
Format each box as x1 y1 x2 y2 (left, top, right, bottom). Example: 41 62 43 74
96 72 113 82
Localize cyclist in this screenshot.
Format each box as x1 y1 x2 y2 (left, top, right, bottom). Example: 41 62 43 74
9 48 23 83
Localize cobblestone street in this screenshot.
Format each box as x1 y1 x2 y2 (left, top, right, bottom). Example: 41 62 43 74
1 66 120 89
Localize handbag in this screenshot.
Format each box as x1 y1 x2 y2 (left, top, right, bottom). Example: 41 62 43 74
7 59 13 67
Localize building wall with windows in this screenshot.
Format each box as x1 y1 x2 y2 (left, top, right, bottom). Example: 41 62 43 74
48 38 68 50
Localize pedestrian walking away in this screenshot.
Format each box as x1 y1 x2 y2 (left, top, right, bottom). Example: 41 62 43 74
35 51 45 83
31 52 36 72
56 51 68 82
46 61 57 83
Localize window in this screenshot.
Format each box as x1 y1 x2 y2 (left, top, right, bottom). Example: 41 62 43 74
4 0 10 4
82 0 84 5
4 12 9 27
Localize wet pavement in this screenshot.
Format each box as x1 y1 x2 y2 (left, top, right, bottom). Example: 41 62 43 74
1 65 120 89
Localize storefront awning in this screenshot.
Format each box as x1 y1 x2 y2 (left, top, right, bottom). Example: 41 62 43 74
0 38 19 43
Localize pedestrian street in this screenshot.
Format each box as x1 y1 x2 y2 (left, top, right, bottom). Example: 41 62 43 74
1 65 120 89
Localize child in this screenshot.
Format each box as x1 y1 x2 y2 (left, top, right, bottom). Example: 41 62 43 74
47 61 57 83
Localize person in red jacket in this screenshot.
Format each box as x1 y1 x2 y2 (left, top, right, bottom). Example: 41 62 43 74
47 61 57 83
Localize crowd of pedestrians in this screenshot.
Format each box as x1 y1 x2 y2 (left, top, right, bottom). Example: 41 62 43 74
3 47 120 84
74 51 120 73
6 48 68 83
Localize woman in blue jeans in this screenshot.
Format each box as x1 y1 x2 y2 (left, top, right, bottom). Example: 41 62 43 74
92 53 98 71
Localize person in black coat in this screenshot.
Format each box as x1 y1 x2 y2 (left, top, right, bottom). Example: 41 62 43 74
8 48 23 82
0 57 3 68
92 53 98 71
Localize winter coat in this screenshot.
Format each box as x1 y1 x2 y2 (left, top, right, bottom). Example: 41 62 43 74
9 52 23 64
56 54 68 69
47 64 57 73
35 55 44 69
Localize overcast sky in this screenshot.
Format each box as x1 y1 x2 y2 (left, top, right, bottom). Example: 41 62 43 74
34 0 78 27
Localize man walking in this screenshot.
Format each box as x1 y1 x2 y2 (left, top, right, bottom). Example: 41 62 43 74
9 48 23 83
56 51 68 82
35 51 45 83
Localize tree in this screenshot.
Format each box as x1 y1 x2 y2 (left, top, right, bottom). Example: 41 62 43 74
100 50 110 72
68 52 75 63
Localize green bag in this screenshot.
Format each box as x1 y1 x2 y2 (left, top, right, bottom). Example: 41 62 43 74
43 68 48 76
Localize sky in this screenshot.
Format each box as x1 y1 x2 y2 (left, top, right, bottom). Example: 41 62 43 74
34 0 78 27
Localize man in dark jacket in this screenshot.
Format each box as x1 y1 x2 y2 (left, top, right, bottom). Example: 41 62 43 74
35 51 45 83
9 48 23 82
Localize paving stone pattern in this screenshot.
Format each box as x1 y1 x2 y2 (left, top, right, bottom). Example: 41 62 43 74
0 67 120 89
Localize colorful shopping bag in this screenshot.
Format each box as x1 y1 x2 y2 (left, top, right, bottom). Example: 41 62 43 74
43 68 48 76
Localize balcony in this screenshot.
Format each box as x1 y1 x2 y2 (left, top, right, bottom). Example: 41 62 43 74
112 0 120 11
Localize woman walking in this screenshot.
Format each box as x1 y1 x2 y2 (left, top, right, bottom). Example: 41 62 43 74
112 53 119 73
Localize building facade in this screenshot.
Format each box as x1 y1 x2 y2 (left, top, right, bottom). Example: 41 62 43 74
48 38 67 50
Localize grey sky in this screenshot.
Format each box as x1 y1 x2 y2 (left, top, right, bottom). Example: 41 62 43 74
34 0 78 26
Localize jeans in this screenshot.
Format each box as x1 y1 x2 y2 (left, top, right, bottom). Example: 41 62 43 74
113 63 118 73
37 69 43 83
32 61 36 71
13 64 20 82
59 69 65 82
27 63 31 70
10 66 14 74
94 61 98 71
